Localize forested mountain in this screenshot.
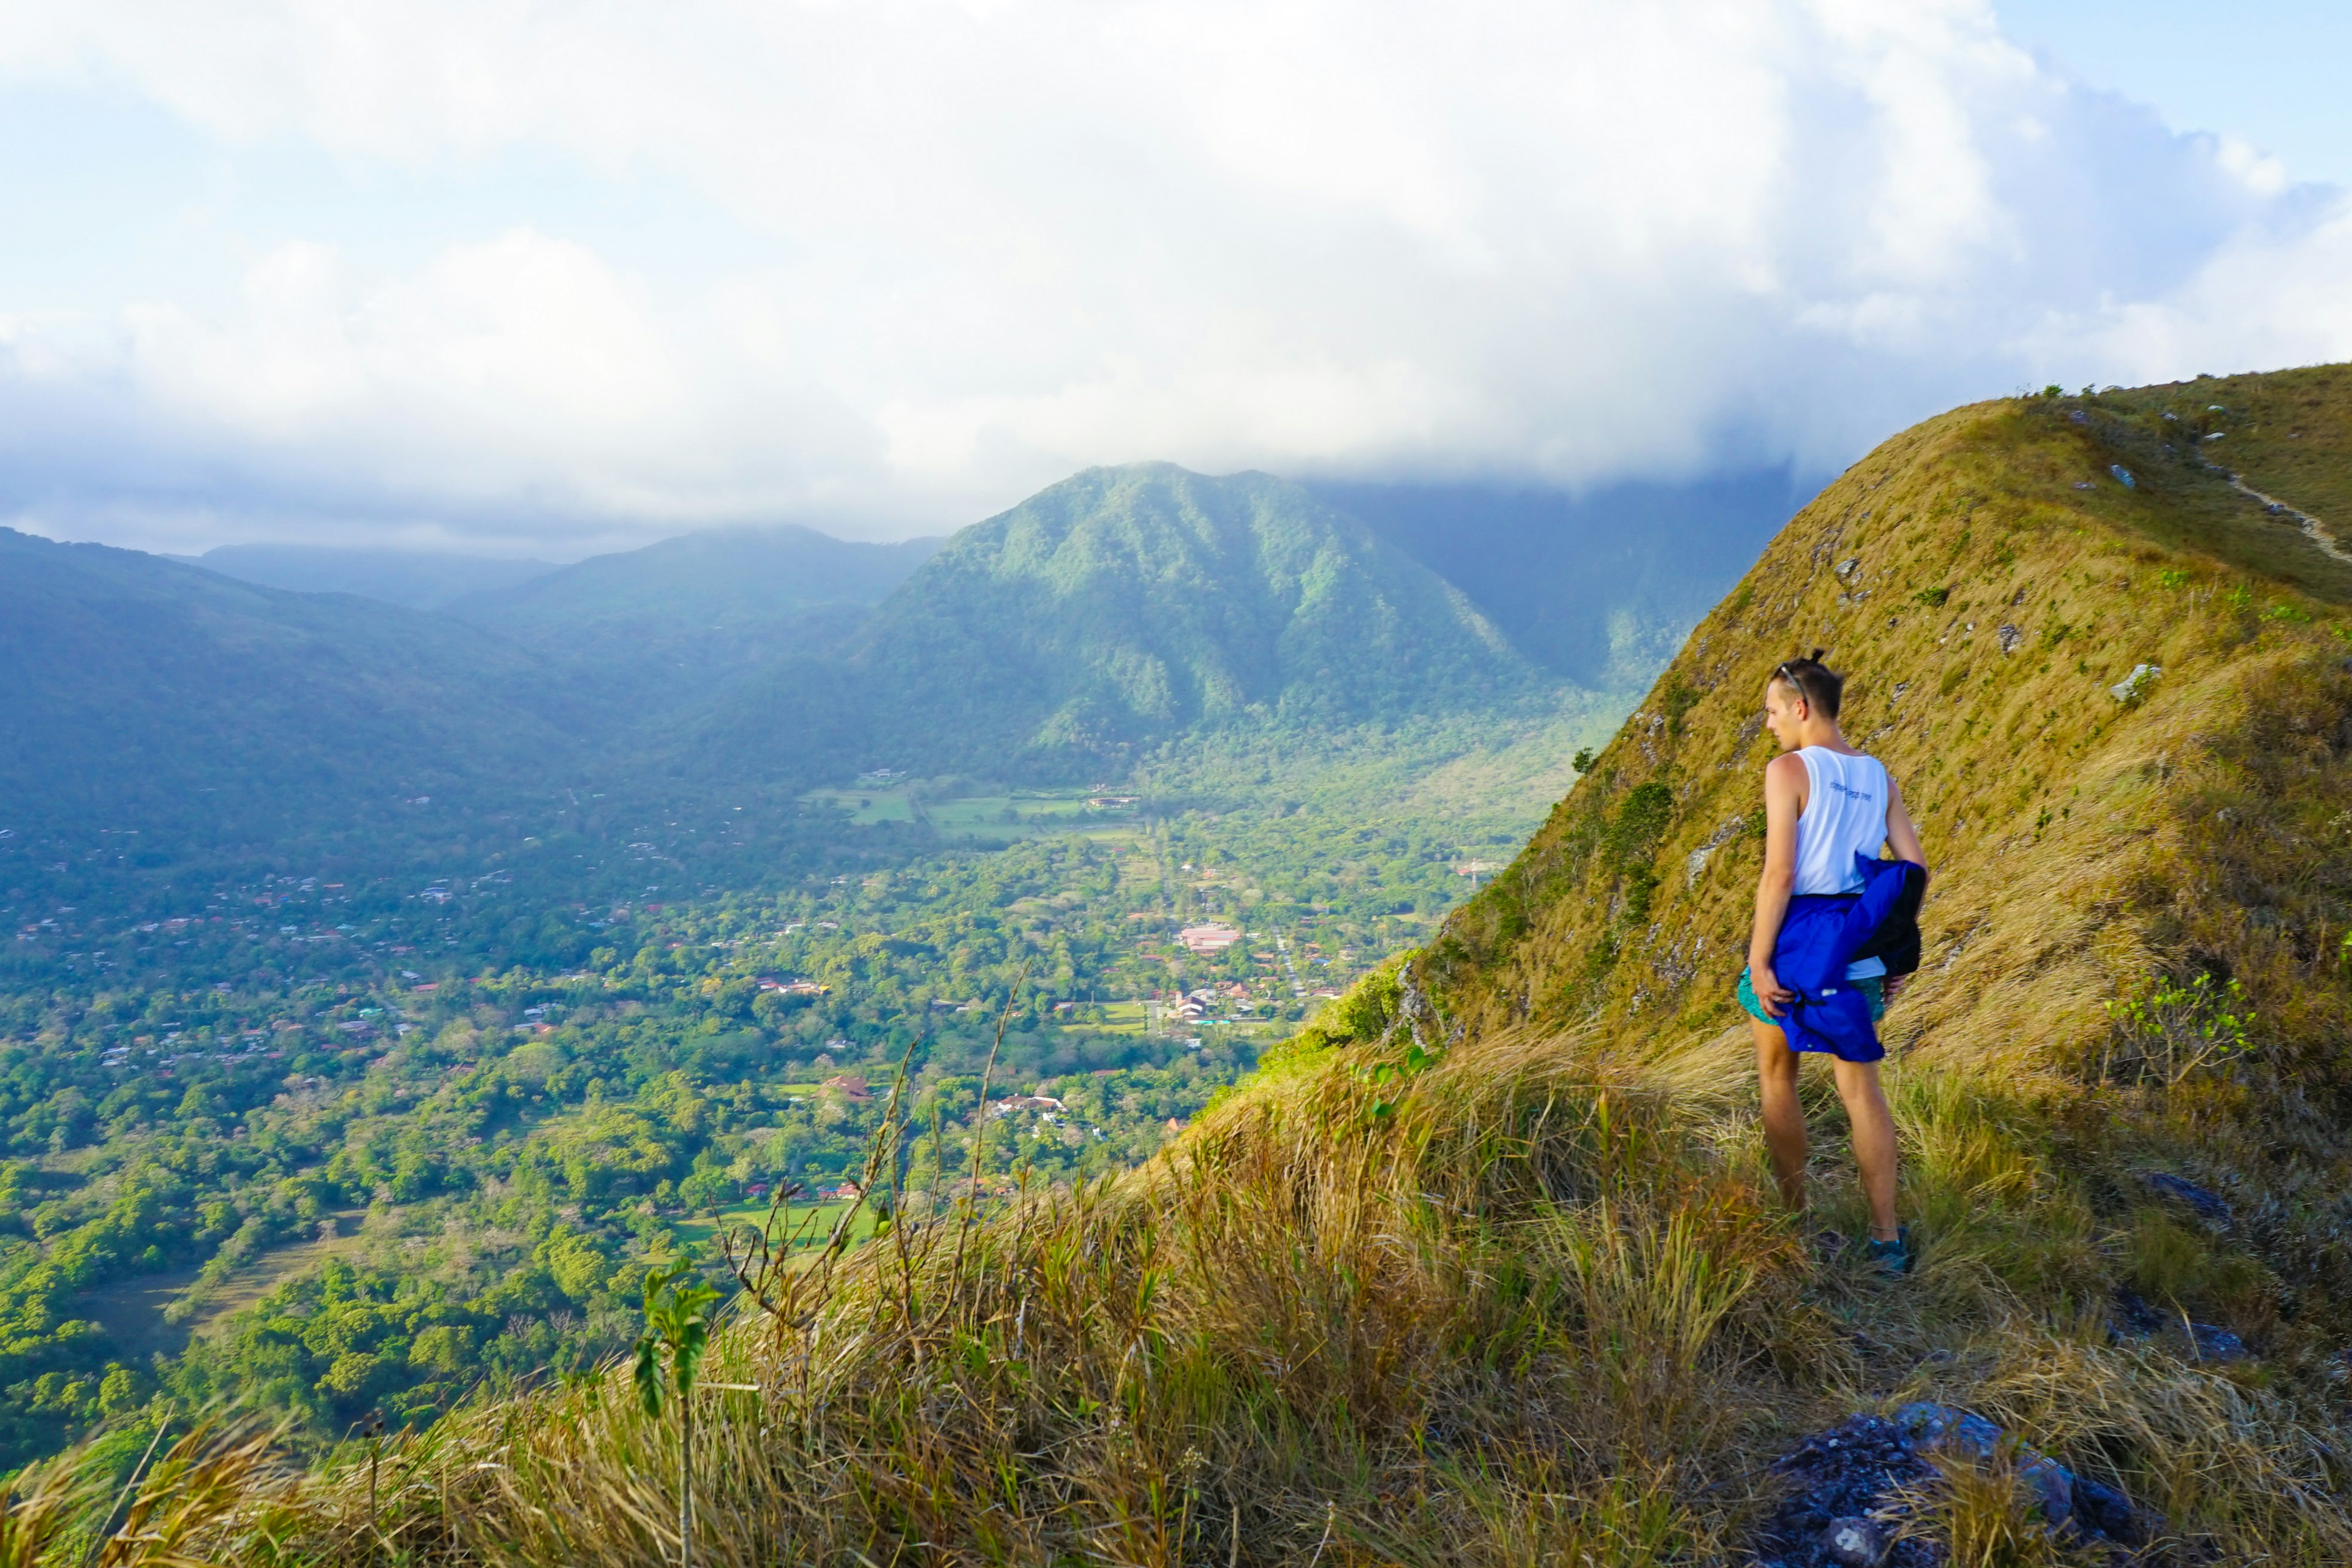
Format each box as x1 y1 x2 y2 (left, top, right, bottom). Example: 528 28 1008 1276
1 472 1634 885
184 545 560 611
445 525 940 696
10 467 1786 854
699 464 1550 782
0 529 581 845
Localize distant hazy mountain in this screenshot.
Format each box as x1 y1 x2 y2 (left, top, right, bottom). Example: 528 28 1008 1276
1308 469 1820 685
700 464 1547 781
445 524 941 692
186 543 560 610
0 529 578 844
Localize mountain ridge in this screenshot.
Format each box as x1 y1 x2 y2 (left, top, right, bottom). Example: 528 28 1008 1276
443 524 941 696
184 544 561 610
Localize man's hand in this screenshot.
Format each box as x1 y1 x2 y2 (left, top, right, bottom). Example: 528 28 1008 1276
1880 972 1910 1004
1752 964 1793 1019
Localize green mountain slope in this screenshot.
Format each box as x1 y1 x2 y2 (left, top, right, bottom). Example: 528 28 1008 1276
1310 467 1818 684
445 524 939 694
136 369 2352 1567
0 529 578 845
185 544 560 610
701 463 1554 782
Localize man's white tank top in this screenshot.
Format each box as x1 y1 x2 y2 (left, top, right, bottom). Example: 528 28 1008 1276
1795 747 1892 979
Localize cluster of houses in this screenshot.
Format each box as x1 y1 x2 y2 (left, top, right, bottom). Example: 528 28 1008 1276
745 1178 864 1203
1164 981 1260 1023
1176 922 1242 955
987 1092 1066 1118
756 976 829 998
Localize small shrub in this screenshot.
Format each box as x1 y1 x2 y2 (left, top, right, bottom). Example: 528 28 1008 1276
1663 681 1700 738
1621 863 1661 925
1915 586 1952 608
2098 973 2256 1087
1604 783 1674 870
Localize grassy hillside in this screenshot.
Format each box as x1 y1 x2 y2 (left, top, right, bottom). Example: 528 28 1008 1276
699 464 1551 784
1422 368 2352 1043
29 373 2352 1565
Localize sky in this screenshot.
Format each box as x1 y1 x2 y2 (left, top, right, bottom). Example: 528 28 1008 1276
1 0 2347 558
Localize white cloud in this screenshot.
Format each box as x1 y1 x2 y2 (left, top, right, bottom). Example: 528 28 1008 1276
0 0 2342 549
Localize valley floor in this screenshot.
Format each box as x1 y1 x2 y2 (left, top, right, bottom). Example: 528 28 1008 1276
0 696 1630 1479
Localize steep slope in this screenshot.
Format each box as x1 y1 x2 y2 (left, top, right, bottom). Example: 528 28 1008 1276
445 524 939 695
1420 372 2352 1056
1310 466 1818 684
186 545 559 610
701 463 1550 782
0 529 579 846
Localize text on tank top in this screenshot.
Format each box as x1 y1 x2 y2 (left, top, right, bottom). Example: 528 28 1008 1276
1795 747 1891 980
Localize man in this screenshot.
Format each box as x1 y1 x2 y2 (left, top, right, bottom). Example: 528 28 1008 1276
1742 652 1928 1275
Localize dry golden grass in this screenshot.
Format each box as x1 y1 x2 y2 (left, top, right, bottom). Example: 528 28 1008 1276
27 1028 2350 1565
20 373 2352 1565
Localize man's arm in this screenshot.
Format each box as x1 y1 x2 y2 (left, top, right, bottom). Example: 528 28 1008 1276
1885 774 1928 874
1747 753 1805 1016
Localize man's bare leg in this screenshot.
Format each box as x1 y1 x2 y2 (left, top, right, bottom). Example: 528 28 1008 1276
1832 1057 1900 1242
1752 1018 1808 1212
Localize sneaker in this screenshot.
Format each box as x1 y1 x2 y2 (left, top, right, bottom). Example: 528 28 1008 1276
1866 1225 1913 1278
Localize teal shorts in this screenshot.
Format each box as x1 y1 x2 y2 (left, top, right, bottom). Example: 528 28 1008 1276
1738 967 1885 1026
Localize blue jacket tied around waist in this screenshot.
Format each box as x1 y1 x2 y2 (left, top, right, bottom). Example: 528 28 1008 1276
1772 853 1928 1063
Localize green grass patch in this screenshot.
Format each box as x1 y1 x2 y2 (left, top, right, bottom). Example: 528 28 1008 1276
925 792 1099 839
1066 1000 1152 1035
671 1197 873 1255
801 787 917 824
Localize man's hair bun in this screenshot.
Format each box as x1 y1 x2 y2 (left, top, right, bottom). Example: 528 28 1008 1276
1773 652 1845 718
